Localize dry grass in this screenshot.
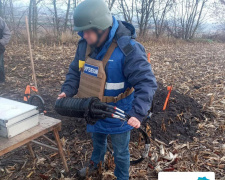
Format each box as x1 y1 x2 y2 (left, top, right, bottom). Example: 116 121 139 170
0 39 224 179
61 31 79 44
143 40 225 179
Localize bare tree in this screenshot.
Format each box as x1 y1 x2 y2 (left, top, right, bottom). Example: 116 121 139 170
32 0 37 39
0 0 216 42
106 0 116 11
73 0 82 8
119 0 134 23
29 0 32 36
8 0 17 36
135 0 153 37
152 0 173 38
28 0 42 40
64 0 71 31
213 0 225 30
53 0 59 37
167 0 208 40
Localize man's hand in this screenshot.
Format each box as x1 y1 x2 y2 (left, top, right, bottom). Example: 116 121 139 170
58 92 66 99
127 117 141 129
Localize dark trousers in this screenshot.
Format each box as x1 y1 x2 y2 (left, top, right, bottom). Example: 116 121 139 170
0 53 4 82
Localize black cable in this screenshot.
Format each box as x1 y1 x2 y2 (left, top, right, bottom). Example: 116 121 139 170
27 95 45 113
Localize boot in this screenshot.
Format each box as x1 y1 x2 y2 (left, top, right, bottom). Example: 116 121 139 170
78 161 98 178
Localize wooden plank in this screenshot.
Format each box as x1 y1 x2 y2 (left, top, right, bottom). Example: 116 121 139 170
31 140 58 151
42 135 57 146
53 128 69 172
25 16 38 89
0 115 61 156
27 142 35 158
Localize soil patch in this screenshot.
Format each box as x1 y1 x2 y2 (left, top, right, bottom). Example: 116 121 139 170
146 83 208 144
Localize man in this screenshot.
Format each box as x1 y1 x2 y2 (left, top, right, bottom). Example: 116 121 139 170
58 0 157 179
0 17 11 83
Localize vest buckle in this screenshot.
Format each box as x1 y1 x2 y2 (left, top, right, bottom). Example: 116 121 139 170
113 96 118 103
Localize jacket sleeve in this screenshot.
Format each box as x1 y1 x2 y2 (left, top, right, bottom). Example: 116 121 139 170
123 42 157 122
0 18 11 46
61 45 81 97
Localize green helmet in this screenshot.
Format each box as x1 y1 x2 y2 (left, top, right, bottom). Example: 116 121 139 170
73 0 113 31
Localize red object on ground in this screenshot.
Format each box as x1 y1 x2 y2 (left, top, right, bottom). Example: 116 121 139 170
147 53 151 63
163 86 172 111
148 163 154 169
24 85 38 101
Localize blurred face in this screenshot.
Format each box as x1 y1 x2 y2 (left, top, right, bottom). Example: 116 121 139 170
83 28 109 47
83 29 98 45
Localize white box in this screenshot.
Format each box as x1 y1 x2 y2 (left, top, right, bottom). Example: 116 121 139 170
0 114 39 138
0 97 39 138
0 97 38 127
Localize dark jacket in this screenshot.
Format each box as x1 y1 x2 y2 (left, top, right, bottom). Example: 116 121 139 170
61 17 157 134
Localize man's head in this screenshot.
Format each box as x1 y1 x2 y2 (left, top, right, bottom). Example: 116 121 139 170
83 28 110 47
73 0 112 47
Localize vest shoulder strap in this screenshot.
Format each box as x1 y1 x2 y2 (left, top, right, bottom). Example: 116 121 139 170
102 40 118 68
85 40 118 64
85 44 91 60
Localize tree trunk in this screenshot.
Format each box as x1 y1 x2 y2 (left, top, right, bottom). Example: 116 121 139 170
53 0 59 37
29 0 33 39
9 0 16 34
136 0 153 37
64 0 71 31
32 0 37 39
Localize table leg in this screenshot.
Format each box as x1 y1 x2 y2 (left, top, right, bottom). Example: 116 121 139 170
27 142 35 158
53 128 69 172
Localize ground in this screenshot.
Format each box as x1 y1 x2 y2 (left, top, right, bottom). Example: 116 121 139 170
0 39 224 180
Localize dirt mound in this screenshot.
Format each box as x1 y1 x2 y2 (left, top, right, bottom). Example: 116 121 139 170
145 83 205 144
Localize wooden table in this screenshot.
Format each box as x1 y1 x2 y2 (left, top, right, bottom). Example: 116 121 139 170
0 115 69 172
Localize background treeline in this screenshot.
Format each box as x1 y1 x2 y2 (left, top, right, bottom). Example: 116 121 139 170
0 0 225 43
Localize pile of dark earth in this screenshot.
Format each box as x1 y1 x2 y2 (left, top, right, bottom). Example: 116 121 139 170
143 83 211 145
